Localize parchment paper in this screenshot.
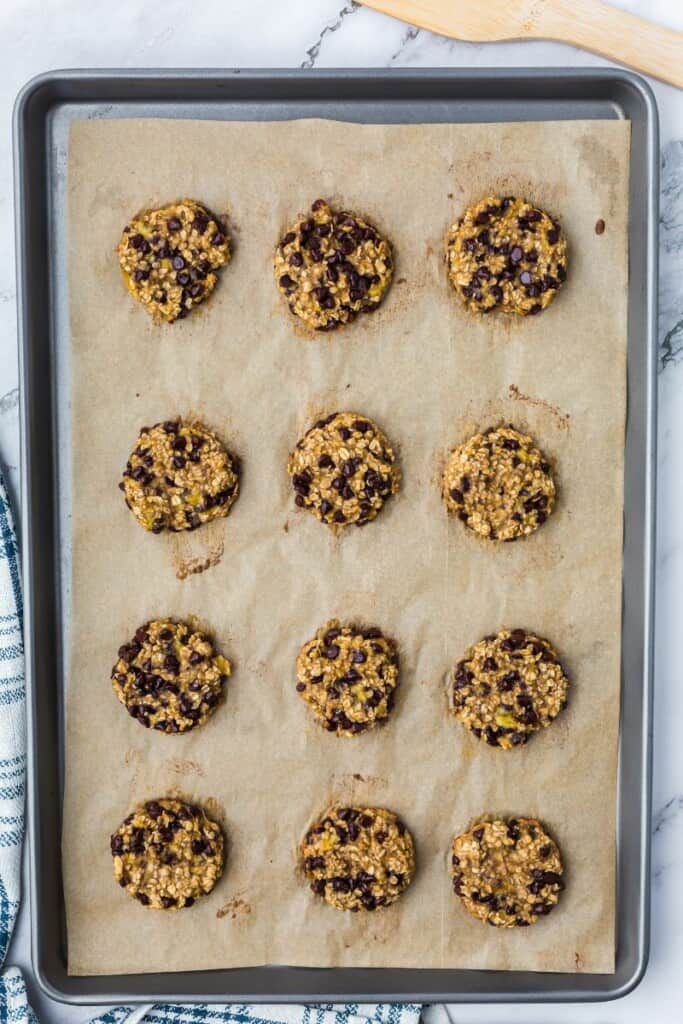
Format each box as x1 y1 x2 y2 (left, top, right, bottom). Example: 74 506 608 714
64 117 630 976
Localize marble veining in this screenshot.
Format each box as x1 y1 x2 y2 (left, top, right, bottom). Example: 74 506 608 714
0 1 681 1021
301 2 360 68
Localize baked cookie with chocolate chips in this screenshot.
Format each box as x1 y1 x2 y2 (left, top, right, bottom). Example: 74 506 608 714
451 628 568 748
112 618 231 733
274 199 393 330
301 806 415 911
288 411 400 529
116 198 231 323
120 418 240 533
443 425 555 541
445 196 567 316
111 798 225 909
451 817 564 927
296 619 399 736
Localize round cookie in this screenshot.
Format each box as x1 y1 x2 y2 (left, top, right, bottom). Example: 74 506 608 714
451 817 564 927
120 418 240 533
274 199 393 330
111 798 225 909
288 411 400 528
111 618 231 734
445 195 567 316
116 198 231 323
301 806 415 911
442 425 555 541
296 619 399 736
451 628 568 748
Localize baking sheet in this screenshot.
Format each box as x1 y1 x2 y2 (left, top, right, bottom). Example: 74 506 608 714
63 116 630 976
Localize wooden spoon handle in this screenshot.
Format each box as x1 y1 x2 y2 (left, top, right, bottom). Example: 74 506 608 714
540 0 683 89
362 0 683 90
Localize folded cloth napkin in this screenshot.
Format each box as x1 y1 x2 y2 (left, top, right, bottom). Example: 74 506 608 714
0 463 422 1024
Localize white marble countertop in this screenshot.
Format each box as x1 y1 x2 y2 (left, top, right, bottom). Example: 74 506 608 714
1 0 682 1021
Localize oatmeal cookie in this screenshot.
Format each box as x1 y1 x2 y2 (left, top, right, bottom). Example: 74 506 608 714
112 618 231 734
296 619 399 736
116 198 231 323
443 425 555 541
451 817 565 927
445 196 567 315
274 199 393 330
288 411 400 528
120 418 240 533
301 805 415 911
451 628 568 748
111 798 224 909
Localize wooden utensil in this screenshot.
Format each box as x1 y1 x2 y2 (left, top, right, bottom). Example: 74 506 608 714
362 0 683 89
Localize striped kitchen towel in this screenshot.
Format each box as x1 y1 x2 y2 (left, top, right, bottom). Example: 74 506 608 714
0 464 422 1024
0 468 24 970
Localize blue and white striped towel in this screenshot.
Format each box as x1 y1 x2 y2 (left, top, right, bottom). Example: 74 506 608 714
0 464 422 1024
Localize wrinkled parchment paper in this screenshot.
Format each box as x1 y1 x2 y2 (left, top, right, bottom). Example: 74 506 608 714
64 117 630 976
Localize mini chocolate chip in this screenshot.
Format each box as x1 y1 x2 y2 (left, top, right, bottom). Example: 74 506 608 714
543 871 563 887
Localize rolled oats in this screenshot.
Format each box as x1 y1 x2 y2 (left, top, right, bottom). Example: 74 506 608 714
112 618 231 734
274 199 393 330
445 196 567 316
116 198 231 323
296 619 399 736
111 798 224 910
301 805 415 912
120 418 240 533
288 411 400 529
451 817 564 927
443 425 556 541
450 628 569 748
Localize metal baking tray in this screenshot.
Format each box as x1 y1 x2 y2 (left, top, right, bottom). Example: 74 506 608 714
14 67 657 1005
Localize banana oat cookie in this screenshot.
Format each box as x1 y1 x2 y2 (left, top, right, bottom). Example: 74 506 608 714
112 618 231 733
274 199 393 330
451 817 565 927
120 418 240 533
443 425 555 541
111 798 225 909
288 411 400 528
301 806 415 911
445 196 567 316
451 628 568 748
296 619 399 736
116 198 231 323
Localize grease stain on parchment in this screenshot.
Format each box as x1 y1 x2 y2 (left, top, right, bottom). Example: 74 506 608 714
216 891 252 921
174 539 224 580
